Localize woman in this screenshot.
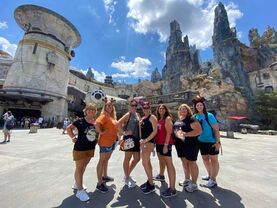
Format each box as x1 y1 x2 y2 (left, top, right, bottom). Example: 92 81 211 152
193 95 221 188
95 98 118 193
155 104 176 198
139 101 158 194
117 99 141 188
174 104 202 193
67 103 98 202
2 111 14 142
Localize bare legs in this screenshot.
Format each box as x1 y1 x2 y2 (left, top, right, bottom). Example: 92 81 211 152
123 151 140 178
141 143 154 185
75 157 91 190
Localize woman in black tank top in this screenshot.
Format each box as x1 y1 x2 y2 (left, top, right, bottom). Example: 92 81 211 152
139 102 158 194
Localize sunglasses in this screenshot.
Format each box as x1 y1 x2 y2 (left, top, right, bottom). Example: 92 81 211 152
143 106 150 109
130 104 137 107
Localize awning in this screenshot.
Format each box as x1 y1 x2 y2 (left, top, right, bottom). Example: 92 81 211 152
227 116 248 120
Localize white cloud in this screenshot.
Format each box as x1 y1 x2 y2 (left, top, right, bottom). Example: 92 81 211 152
111 57 151 78
0 21 8 29
0 36 17 56
81 67 107 82
103 0 117 25
127 0 243 49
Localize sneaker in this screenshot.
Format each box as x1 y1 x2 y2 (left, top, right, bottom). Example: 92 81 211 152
126 177 136 188
142 183 155 194
161 188 177 198
72 183 87 190
96 183 108 193
140 181 148 190
76 189 89 202
153 174 165 182
201 175 210 181
179 179 191 187
129 176 136 183
206 179 217 188
102 176 114 182
185 183 198 193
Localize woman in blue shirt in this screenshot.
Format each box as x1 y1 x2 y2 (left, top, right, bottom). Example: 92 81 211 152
193 96 221 188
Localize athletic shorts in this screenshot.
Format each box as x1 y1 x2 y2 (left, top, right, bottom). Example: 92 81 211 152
99 143 116 153
73 149 95 161
156 144 172 157
199 141 219 155
175 141 199 161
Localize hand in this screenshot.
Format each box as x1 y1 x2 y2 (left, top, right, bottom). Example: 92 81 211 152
72 137 77 143
176 130 185 140
212 142 221 151
139 139 145 145
125 130 132 136
163 145 168 154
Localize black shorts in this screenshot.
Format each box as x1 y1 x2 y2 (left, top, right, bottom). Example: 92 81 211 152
122 135 140 152
199 141 219 155
156 144 172 157
175 140 199 161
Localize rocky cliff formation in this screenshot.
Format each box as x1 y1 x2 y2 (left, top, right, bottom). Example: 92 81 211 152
212 2 254 114
151 67 162 83
86 67 94 79
162 20 200 94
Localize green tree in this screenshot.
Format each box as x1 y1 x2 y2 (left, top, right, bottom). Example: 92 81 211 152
254 91 277 130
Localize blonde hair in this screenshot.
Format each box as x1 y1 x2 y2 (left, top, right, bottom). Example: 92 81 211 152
178 104 193 118
83 103 97 116
101 102 117 120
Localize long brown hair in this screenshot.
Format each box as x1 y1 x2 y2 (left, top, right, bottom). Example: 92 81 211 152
156 104 172 120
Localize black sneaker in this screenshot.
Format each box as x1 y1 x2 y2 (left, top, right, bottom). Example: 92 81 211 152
142 183 155 194
96 183 108 193
102 176 114 182
140 181 148 190
161 188 177 198
153 174 165 182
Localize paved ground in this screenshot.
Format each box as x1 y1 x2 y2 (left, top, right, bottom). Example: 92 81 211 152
0 128 276 208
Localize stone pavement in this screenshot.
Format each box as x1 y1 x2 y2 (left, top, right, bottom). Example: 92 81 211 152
0 128 276 208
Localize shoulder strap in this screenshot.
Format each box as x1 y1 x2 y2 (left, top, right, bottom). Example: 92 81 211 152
124 112 131 131
204 113 215 139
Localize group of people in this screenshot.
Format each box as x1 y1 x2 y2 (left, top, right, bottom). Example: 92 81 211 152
67 95 221 202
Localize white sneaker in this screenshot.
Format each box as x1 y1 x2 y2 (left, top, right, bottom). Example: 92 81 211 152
124 176 136 188
201 175 210 181
185 183 198 193
76 189 89 202
129 176 136 183
72 183 87 190
206 179 217 188
179 179 191 187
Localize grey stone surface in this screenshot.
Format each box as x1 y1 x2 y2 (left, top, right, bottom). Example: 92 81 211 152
151 67 162 83
0 128 276 208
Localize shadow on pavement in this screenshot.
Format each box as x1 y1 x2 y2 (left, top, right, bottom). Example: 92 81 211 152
54 184 116 208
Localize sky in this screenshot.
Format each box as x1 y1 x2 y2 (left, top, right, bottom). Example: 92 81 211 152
0 0 276 84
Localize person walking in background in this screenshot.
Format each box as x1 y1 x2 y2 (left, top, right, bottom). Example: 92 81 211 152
154 104 177 198
117 99 141 188
95 98 118 193
62 117 70 134
174 104 202 193
66 103 98 202
193 95 221 188
139 101 158 194
2 111 14 143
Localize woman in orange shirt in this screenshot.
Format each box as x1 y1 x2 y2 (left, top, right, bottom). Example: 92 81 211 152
95 98 118 193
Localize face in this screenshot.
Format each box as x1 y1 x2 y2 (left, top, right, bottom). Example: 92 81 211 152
179 106 188 117
130 102 137 110
196 102 204 113
142 105 150 114
105 102 113 114
158 106 166 116
86 108 96 117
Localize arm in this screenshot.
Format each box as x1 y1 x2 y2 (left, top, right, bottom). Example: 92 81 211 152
212 123 221 150
164 116 173 145
178 121 202 139
117 112 130 136
66 123 77 143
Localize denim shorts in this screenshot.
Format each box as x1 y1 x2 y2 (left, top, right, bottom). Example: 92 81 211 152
99 143 116 153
